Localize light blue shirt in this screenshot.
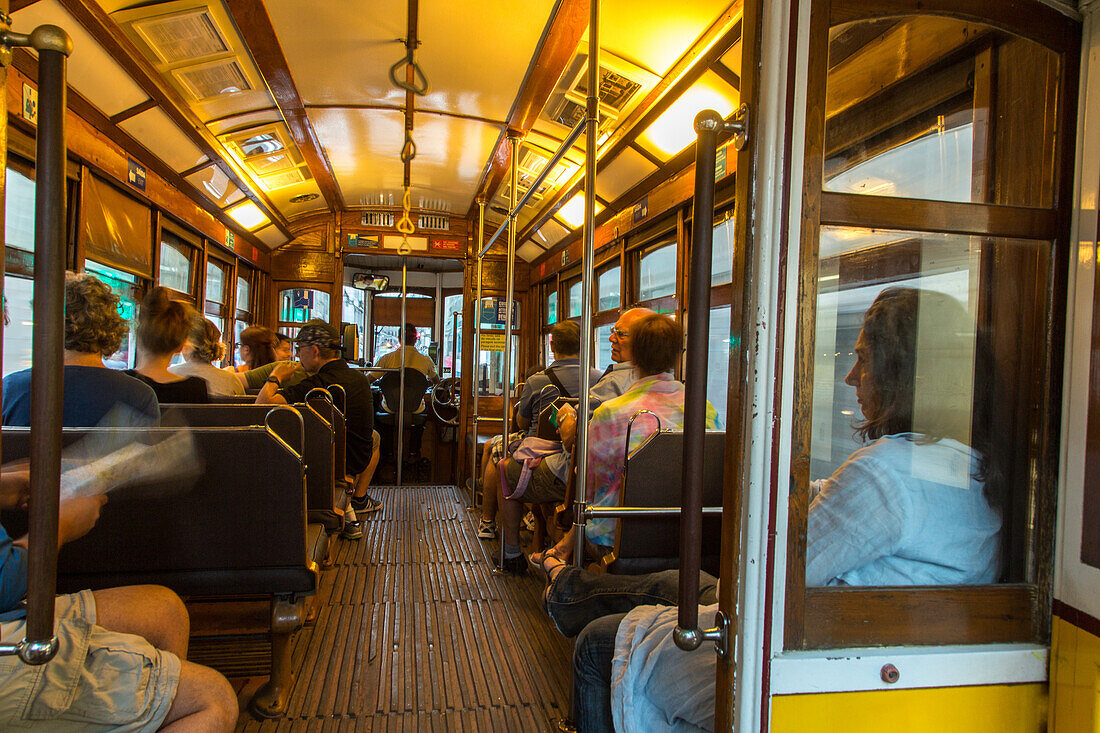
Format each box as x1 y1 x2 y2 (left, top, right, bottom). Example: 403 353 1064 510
806 433 1002 587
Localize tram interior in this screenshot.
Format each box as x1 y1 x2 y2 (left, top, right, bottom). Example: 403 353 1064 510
1 0 1099 730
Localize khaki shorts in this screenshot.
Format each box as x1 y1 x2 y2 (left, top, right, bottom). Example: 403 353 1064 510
504 459 567 504
0 589 181 731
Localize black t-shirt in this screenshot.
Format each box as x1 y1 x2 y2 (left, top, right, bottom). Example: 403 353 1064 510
278 359 374 476
125 371 210 404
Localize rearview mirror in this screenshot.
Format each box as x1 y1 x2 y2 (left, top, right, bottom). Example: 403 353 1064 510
352 273 390 291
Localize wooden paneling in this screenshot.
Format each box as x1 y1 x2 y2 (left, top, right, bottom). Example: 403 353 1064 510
271 250 336 282
804 586 1038 648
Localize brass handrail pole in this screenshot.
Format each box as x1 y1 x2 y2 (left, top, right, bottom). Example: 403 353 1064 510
469 199 485 508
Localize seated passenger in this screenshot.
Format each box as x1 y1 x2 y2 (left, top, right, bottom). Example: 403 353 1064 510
170 318 245 397
558 287 1003 732
273 332 294 362
230 326 277 373
126 288 209 404
0 462 238 730
476 321 600 540
369 323 438 404
238 358 308 393
258 320 382 520
2 272 158 427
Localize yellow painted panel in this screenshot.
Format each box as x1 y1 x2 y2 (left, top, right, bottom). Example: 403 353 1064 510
1049 616 1100 733
772 684 1047 732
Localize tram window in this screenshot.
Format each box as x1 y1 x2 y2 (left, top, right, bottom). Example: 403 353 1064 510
343 286 367 361
279 288 330 323
594 323 613 371
236 274 251 315
823 17 1060 208
2 276 33 377
443 293 463 378
206 259 225 304
712 217 733 286
158 234 193 295
372 325 432 364
707 305 731 418
5 166 34 252
85 260 141 370
596 265 621 311
638 242 677 301
547 290 558 325
568 280 582 317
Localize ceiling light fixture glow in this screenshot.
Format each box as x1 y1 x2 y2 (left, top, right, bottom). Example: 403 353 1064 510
557 193 604 229
640 79 738 158
226 200 268 230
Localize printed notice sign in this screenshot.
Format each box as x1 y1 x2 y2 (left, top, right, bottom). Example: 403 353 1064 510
479 332 506 352
127 159 147 191
22 84 37 124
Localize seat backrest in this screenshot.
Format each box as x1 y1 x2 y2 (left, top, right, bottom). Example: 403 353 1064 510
1 426 314 597
610 430 725 575
379 368 429 415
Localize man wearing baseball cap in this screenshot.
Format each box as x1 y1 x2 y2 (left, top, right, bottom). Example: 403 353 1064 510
257 320 382 530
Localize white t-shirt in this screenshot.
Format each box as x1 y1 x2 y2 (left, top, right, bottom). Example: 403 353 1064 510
169 361 246 396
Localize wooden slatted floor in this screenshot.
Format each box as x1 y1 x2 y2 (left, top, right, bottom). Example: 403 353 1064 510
231 485 573 731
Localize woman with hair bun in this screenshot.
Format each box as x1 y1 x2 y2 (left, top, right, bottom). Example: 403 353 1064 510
231 326 277 373
125 287 209 404
170 318 245 396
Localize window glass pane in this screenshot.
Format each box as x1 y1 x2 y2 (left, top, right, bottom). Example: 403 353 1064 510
159 240 192 293
568 281 582 317
85 260 140 369
342 286 366 361
597 266 621 311
234 319 247 349
547 291 558 325
236 276 251 314
712 218 733 286
807 226 1050 588
594 323 613 371
707 305 731 419
443 294 463 378
476 338 518 394
638 243 676 301
5 167 34 252
3 276 33 376
824 17 1059 207
279 288 329 323
372 325 432 363
206 260 225 304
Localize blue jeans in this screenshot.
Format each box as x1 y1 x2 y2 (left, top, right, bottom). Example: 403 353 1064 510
546 567 719 638
573 613 624 733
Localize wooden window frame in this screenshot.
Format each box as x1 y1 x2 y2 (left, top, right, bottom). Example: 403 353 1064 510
156 217 200 303
784 0 1079 650
632 235 679 313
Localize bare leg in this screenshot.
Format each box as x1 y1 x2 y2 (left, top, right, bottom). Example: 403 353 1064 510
353 433 382 500
500 459 524 548
92 585 189 660
158 660 238 732
480 456 498 523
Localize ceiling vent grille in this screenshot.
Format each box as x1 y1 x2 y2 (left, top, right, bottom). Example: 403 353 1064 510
418 214 449 231
132 9 228 65
174 59 251 101
541 49 658 137
362 211 395 227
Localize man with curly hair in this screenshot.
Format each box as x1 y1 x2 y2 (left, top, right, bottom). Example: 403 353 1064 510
2 272 159 427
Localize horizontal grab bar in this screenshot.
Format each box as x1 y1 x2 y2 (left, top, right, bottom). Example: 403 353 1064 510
584 506 722 518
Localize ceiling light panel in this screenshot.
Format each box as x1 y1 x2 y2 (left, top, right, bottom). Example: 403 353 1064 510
308 108 406 201
537 219 570 247
185 165 241 207
112 0 273 123
637 70 739 160
595 147 659 202
13 0 148 117
226 200 268 230
557 193 604 229
205 109 284 137
517 241 545 262
117 107 207 172
252 224 288 249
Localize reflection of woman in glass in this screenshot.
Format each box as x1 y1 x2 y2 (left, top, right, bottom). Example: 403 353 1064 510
807 287 1002 586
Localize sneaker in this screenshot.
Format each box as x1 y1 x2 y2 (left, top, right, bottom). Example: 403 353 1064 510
499 553 527 575
351 495 383 513
476 519 496 540
341 519 363 540
522 512 536 532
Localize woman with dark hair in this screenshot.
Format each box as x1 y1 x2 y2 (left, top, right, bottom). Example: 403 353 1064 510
2 272 159 426
125 287 209 404
231 326 278 373
556 288 1003 733
170 318 245 396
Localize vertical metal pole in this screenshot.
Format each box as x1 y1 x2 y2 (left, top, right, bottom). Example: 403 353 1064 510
470 199 485 507
676 111 721 639
26 32 71 659
499 134 520 568
572 0 599 566
451 312 459 382
396 261 408 487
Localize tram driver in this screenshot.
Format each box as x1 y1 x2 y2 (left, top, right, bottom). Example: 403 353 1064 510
549 288 1003 732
